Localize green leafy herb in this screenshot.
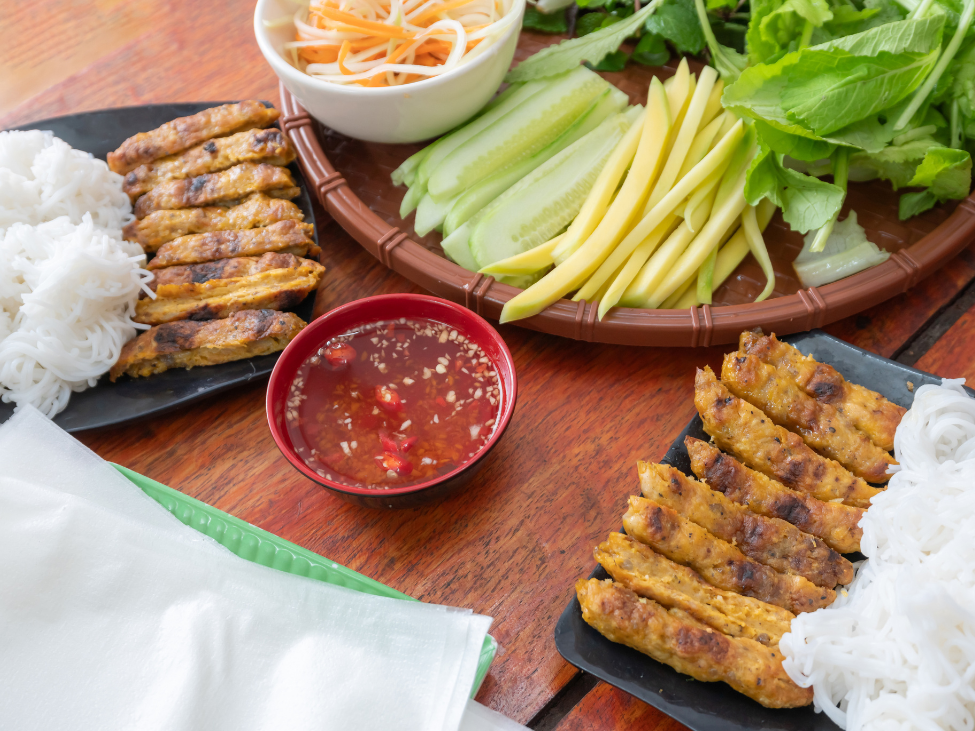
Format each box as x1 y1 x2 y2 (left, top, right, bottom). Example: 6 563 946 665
754 120 837 160
645 0 707 53
523 6 570 33
724 16 945 144
693 0 750 80
782 49 941 135
744 143 845 232
898 189 939 217
908 145 973 198
632 32 672 64
750 0 834 63
712 19 748 52
588 49 631 70
506 0 661 82
576 11 609 35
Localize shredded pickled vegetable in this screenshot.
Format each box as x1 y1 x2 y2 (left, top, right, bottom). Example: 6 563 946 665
273 0 521 86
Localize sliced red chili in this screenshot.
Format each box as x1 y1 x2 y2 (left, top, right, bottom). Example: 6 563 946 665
323 342 356 369
375 385 403 413
379 451 413 475
398 436 418 453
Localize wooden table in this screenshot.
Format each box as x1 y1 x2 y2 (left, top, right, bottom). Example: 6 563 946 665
7 2 975 728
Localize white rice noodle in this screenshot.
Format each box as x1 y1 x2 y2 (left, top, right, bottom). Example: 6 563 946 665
0 131 132 235
0 131 150 418
781 379 975 731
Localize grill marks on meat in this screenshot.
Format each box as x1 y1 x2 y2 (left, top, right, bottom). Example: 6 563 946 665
721 352 896 483
110 310 305 381
144 252 300 291
123 193 306 252
134 254 325 325
685 437 865 554
623 495 835 614
573 334 901 708
108 101 280 174
110 104 319 384
695 367 881 508
147 220 315 269
595 532 795 646
134 162 297 218
739 331 905 451
576 579 813 708
123 128 297 200
640 462 853 587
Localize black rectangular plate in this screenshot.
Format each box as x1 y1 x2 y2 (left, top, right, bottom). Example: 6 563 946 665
554 330 952 731
2 103 317 432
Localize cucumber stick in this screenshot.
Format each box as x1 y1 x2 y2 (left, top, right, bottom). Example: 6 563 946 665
415 81 545 191
441 222 477 270
393 84 526 191
391 147 429 187
469 111 636 269
428 67 611 201
442 86 628 236
414 191 461 237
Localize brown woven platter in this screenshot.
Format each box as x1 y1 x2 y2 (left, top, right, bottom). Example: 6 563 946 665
280 31 975 347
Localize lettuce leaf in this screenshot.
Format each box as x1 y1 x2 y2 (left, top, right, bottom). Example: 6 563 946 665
745 143 846 232
725 16 945 148
783 49 940 135
909 145 973 198
847 137 941 186
750 0 833 63
755 120 837 160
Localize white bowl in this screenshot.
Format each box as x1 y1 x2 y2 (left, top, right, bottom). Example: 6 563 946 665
254 0 524 144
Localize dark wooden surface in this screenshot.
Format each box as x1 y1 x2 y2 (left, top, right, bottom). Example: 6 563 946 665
8 2 975 728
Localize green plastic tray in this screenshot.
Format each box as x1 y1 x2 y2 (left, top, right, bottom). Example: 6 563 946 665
112 464 497 695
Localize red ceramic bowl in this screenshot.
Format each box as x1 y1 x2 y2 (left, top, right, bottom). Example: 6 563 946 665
266 294 518 509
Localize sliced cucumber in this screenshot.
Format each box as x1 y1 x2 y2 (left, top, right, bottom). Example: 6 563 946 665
440 222 477 270
428 67 611 201
478 83 523 117
391 147 429 187
399 183 425 219
469 112 634 269
443 87 628 236
414 81 545 191
415 190 462 237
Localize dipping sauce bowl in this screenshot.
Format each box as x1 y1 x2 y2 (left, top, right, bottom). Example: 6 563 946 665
267 294 517 508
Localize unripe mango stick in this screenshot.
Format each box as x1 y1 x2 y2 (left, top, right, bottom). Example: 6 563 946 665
610 187 718 315
642 65 718 217
615 216 679 307
663 61 694 158
696 244 719 305
571 78 672 301
479 234 563 276
673 198 777 308
661 273 695 309
743 204 775 302
645 167 750 308
684 158 729 233
577 119 744 306
675 112 728 185
701 79 725 127
549 108 647 265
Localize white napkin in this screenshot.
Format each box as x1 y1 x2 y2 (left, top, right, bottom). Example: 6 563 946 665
0 407 524 731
